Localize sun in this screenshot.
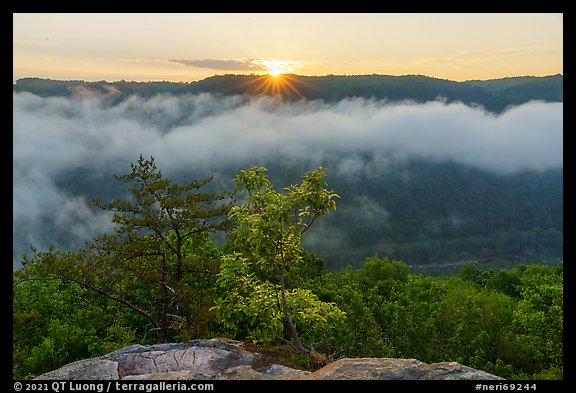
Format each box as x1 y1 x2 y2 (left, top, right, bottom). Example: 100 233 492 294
257 59 298 77
231 59 310 101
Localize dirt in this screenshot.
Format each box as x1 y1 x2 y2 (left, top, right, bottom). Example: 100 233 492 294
239 341 330 372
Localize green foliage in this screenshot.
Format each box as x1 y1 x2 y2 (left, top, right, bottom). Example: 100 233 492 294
318 268 391 358
285 288 346 349
280 256 562 379
286 353 312 370
211 252 345 347
229 165 339 274
510 264 563 376
211 253 284 344
13 278 138 379
224 166 340 350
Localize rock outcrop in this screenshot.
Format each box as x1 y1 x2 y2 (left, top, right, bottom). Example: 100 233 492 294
35 338 504 380
291 357 503 380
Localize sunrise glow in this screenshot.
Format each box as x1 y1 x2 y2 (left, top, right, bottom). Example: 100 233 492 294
230 73 308 102
257 59 300 77
12 14 562 83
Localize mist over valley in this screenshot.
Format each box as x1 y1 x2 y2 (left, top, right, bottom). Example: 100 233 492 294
13 74 563 270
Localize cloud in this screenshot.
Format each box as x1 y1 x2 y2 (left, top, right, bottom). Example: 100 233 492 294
170 59 267 71
151 96 561 174
12 92 563 268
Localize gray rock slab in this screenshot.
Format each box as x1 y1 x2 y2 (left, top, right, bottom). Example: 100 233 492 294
290 358 504 380
34 358 119 380
104 338 258 378
122 371 214 380
33 338 505 381
419 361 505 380
257 363 311 377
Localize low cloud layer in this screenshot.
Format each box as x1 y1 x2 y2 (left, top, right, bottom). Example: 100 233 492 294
13 92 563 268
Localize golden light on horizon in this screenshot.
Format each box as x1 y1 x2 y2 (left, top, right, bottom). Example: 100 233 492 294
256 59 300 77
258 74 304 99
233 73 310 102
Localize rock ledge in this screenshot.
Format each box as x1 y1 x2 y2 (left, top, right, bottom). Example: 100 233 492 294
35 338 504 380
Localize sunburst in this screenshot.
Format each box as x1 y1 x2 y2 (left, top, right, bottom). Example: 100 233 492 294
232 74 310 102
251 74 307 101
226 59 314 101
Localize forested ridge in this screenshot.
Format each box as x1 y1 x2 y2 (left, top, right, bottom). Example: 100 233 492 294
13 158 563 380
13 73 562 113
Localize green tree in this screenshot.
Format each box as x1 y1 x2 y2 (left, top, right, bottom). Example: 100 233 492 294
13 277 137 379
212 252 346 351
324 267 391 358
18 155 231 343
224 166 340 351
510 264 563 378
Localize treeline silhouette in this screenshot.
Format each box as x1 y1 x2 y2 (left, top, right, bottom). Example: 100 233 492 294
13 73 563 113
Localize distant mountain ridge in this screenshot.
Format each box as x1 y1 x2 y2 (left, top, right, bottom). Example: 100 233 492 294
13 73 563 113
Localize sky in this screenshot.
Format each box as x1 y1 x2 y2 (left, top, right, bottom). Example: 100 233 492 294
13 13 563 82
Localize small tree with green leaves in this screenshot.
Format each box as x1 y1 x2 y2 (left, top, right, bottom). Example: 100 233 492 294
224 166 340 351
212 252 346 349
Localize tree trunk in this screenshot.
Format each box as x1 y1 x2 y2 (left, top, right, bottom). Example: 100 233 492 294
175 233 183 284
277 266 305 351
159 236 169 343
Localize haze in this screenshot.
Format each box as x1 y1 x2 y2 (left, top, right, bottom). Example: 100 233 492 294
13 92 563 267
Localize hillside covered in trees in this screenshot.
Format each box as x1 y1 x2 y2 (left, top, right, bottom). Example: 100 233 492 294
13 73 563 113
